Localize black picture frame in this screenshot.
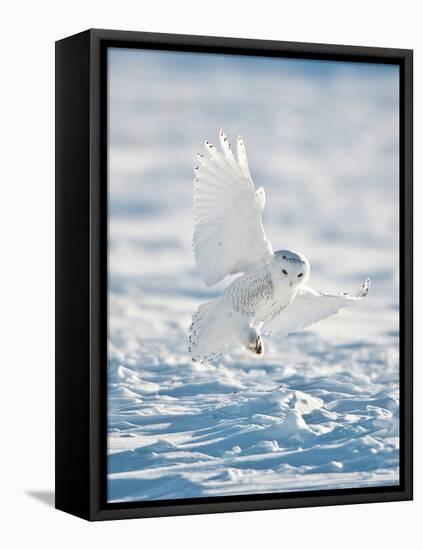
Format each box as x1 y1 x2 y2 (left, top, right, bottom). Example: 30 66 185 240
55 28 413 521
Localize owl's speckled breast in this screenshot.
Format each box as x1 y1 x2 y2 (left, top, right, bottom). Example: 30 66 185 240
222 269 273 317
222 267 294 321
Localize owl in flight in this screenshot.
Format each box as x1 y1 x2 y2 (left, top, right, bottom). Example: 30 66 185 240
188 130 370 362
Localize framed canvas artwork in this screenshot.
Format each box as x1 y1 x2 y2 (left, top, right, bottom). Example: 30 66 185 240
55 29 413 520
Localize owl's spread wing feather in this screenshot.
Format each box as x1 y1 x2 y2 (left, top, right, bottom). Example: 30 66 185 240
263 279 370 338
192 130 273 286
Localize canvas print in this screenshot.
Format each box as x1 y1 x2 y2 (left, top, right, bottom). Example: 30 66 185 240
107 48 399 503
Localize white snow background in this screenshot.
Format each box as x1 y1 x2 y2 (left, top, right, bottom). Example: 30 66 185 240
107 48 400 503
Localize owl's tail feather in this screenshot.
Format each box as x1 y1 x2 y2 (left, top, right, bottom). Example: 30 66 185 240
188 298 240 363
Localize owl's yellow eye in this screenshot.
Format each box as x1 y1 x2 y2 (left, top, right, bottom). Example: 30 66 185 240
282 269 288 275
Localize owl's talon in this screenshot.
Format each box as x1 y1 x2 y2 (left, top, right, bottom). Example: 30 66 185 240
255 336 263 355
247 331 264 356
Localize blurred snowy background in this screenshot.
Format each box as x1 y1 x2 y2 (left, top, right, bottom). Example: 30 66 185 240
107 48 399 502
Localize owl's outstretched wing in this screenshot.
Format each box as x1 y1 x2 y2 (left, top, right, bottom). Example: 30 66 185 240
192 130 273 286
263 279 370 339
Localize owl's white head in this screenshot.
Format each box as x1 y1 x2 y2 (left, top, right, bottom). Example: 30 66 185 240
270 249 310 288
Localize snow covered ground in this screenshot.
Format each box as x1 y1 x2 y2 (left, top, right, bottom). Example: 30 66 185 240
107 48 400 503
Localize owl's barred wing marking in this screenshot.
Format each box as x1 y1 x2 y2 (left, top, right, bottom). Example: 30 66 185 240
192 130 273 286
263 279 370 339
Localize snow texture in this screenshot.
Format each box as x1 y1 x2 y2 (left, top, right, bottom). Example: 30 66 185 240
107 49 400 503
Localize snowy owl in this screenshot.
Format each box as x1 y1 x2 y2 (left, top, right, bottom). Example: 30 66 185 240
188 130 370 362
